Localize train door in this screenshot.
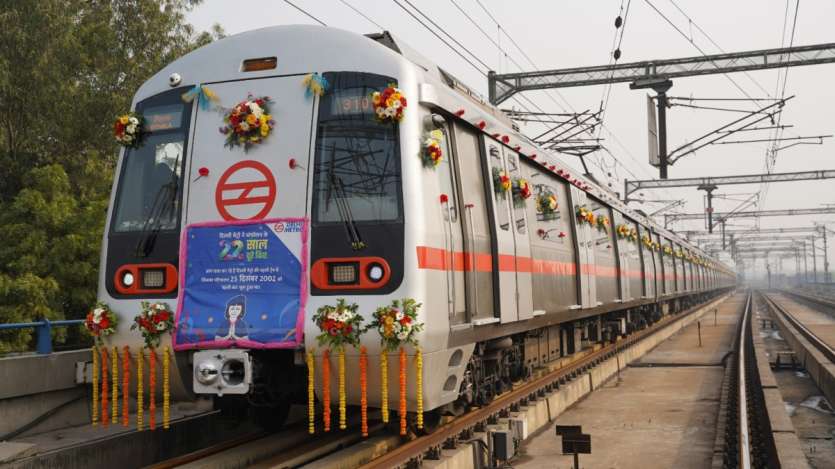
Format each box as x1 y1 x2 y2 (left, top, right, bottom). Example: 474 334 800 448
612 211 629 302
185 76 314 224
484 142 521 323
653 233 664 295
570 189 596 308
589 198 616 305
434 118 467 325
638 225 655 298
504 150 533 321
452 122 494 324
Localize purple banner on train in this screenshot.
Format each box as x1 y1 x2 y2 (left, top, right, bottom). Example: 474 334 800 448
173 218 308 350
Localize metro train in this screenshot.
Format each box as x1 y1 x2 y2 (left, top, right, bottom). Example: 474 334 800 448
99 25 735 428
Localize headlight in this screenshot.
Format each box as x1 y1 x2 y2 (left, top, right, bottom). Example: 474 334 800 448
367 263 385 282
121 271 135 287
195 360 219 385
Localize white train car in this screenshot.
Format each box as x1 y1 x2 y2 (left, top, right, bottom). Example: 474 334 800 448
99 25 734 427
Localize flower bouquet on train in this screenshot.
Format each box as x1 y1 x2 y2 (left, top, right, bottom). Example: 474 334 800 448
422 130 444 167
369 298 425 434
220 95 275 152
131 302 175 348
492 167 511 197
84 302 119 344
371 85 407 123
663 245 673 256
536 191 559 220
511 177 532 207
596 215 610 232
576 205 596 226
113 112 146 148
370 298 424 350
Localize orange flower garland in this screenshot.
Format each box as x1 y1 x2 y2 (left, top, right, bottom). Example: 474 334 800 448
322 350 331 432
380 351 389 423
112 346 118 425
149 349 156 430
136 349 144 431
101 347 109 427
360 346 368 437
92 347 99 426
399 347 407 436
307 351 315 434
122 346 130 427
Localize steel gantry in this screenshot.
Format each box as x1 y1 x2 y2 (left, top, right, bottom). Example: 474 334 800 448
488 42 835 178
488 43 835 102
624 170 835 198
664 207 835 225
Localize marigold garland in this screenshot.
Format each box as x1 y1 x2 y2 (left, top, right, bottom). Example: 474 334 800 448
338 349 347 431
416 347 423 430
163 346 170 429
380 351 389 423
92 346 99 426
112 346 119 425
101 347 109 427
399 347 407 436
322 350 331 432
136 349 144 431
149 349 156 430
307 351 315 434
122 346 130 427
359 346 368 437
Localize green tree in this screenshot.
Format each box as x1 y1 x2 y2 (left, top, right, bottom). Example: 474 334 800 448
0 0 222 353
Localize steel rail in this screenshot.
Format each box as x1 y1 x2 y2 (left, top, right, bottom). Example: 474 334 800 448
762 292 835 364
737 291 752 469
359 293 729 469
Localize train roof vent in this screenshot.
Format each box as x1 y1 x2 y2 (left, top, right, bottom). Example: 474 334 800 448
365 31 401 54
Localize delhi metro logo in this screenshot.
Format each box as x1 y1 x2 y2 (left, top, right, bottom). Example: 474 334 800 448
215 160 276 221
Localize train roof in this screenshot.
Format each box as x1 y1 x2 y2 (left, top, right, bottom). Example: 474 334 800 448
134 25 730 273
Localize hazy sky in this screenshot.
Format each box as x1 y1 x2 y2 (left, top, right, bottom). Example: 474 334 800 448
187 0 835 279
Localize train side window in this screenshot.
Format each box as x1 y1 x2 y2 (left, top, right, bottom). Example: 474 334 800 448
489 145 511 231
505 152 526 235
587 197 613 248
433 124 458 223
528 172 571 246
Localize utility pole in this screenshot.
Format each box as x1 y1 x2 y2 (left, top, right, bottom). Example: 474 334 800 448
824 226 830 283
630 79 673 179
803 240 809 282
699 183 719 233
812 237 818 283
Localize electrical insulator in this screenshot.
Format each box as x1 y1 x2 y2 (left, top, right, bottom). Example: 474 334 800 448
614 49 622 60
615 16 623 28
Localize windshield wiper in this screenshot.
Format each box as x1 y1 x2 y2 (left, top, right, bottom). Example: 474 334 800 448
326 153 365 251
134 154 181 257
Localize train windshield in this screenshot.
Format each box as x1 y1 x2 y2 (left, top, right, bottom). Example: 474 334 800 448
111 90 192 233
312 72 403 224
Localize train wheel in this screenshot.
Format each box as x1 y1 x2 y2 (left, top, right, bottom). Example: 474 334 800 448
252 403 290 432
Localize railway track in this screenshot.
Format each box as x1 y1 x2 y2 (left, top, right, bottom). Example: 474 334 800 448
761 291 835 364
143 293 730 469
718 291 780 469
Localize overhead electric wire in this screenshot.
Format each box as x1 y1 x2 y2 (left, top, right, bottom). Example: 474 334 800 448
283 0 327 26
337 0 384 30
597 0 632 140
642 0 760 104
666 0 773 98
